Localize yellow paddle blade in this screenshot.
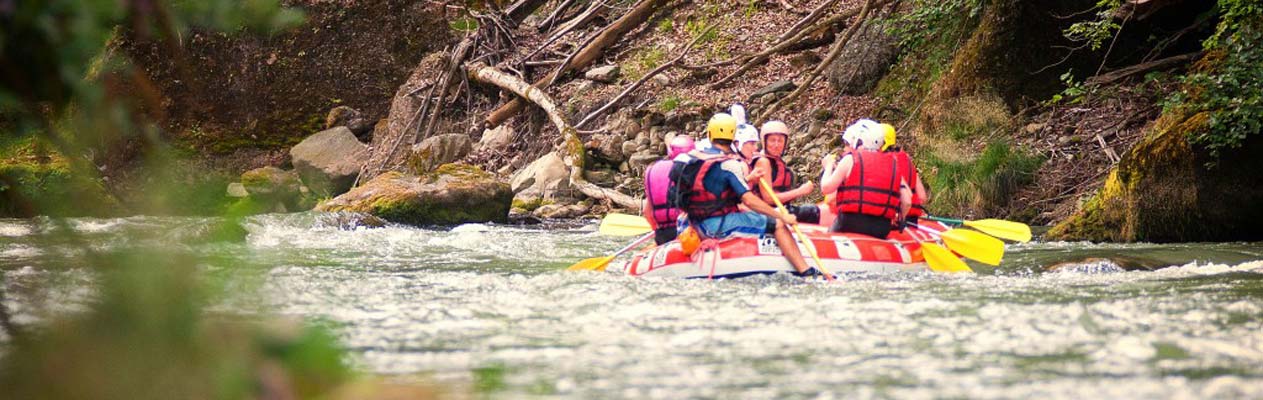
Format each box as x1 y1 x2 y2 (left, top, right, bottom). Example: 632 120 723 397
599 213 653 236
921 243 972 273
566 255 615 271
939 228 1005 266
964 219 1033 242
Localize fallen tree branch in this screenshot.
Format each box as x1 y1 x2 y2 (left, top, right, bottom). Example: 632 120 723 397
467 62 642 211
761 0 875 119
540 0 581 32
777 0 841 42
545 0 609 44
575 25 715 129
484 0 671 129
1086 51 1201 87
505 0 550 26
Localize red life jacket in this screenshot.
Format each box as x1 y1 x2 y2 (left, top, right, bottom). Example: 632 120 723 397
889 150 925 218
751 154 795 194
683 155 742 220
834 150 901 220
643 159 680 226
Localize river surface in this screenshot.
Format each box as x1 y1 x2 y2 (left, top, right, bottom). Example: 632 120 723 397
2 213 1262 399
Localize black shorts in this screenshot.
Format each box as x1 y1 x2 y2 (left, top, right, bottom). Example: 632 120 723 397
786 204 821 224
831 212 893 239
654 226 678 245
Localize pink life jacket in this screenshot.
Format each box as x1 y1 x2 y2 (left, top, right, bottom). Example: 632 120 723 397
644 159 679 226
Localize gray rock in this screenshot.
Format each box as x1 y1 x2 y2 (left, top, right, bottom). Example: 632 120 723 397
1025 123 1046 134
621 141 640 157
510 152 574 200
478 125 514 151
241 167 302 200
583 169 616 185
651 74 670 87
595 135 626 163
315 166 512 226
629 152 660 172
325 106 372 139
410 134 473 172
226 182 249 198
290 126 368 197
585 65 620 83
826 21 899 95
533 203 589 219
750 80 797 101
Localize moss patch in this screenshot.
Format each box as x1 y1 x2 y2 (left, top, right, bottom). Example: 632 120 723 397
0 136 122 217
918 141 1043 217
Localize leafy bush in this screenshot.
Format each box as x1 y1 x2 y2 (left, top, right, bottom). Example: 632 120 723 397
1166 1 1263 159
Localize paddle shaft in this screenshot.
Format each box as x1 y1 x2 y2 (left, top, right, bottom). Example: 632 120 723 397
612 233 655 258
757 179 836 282
924 215 964 225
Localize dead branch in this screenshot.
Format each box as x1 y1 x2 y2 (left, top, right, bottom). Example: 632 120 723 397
761 0 876 118
505 0 550 25
711 0 882 88
418 39 476 143
1086 51 1201 87
467 62 642 210
540 0 582 31
777 0 841 42
575 25 715 129
545 0 609 44
484 0 671 129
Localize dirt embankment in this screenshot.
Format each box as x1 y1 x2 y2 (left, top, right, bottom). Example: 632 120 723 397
120 0 452 159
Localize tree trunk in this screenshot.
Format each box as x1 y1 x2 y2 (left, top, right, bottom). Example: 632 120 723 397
467 62 642 211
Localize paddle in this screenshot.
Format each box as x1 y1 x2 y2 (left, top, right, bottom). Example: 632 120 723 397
914 223 1005 266
566 232 654 272
900 222 972 273
599 213 653 236
757 179 837 282
924 215 1032 243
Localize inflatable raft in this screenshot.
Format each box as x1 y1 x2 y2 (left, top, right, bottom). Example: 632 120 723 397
618 220 955 279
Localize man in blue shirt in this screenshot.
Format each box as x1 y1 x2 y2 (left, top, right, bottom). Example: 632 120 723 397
678 113 813 275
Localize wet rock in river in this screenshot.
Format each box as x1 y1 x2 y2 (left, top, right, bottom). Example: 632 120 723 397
290 126 367 197
315 164 512 225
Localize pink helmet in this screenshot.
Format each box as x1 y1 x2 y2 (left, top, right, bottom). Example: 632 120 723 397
667 135 696 159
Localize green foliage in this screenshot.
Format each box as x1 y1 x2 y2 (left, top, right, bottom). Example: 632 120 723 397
449 17 479 32
0 2 365 399
920 141 1043 216
626 47 667 80
743 0 762 18
886 0 984 50
656 18 674 33
1062 0 1124 51
659 95 682 112
1166 2 1263 159
1046 70 1090 105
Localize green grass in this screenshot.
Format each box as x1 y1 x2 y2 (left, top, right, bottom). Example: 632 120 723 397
658 95 682 112
919 141 1043 216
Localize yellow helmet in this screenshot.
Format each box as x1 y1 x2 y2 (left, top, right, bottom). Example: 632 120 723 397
707 113 738 141
879 123 897 151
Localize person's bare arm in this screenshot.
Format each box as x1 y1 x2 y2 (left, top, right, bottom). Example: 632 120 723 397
915 173 929 203
821 156 852 194
741 192 795 225
898 179 912 220
642 198 658 229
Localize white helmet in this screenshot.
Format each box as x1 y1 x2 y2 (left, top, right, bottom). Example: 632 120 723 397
842 119 879 149
729 104 748 125
734 123 760 147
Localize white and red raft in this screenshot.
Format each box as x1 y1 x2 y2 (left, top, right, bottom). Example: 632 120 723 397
617 221 956 279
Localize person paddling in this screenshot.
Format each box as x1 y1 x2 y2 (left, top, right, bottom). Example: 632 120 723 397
879 123 930 227
642 135 696 245
750 120 819 223
820 119 911 239
671 113 813 275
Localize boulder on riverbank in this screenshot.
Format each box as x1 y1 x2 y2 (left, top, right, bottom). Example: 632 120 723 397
290 127 368 197
314 163 512 225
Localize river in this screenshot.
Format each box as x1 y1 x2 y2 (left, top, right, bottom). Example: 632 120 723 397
2 213 1261 399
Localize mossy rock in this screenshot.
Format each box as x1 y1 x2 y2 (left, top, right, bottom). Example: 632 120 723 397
0 160 121 218
1048 110 1263 242
314 163 512 226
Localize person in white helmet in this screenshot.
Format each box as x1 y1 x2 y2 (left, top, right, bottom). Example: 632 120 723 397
819 119 912 239
733 123 761 164
750 120 819 223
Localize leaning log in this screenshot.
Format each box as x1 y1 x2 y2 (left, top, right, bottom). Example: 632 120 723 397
467 62 642 211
